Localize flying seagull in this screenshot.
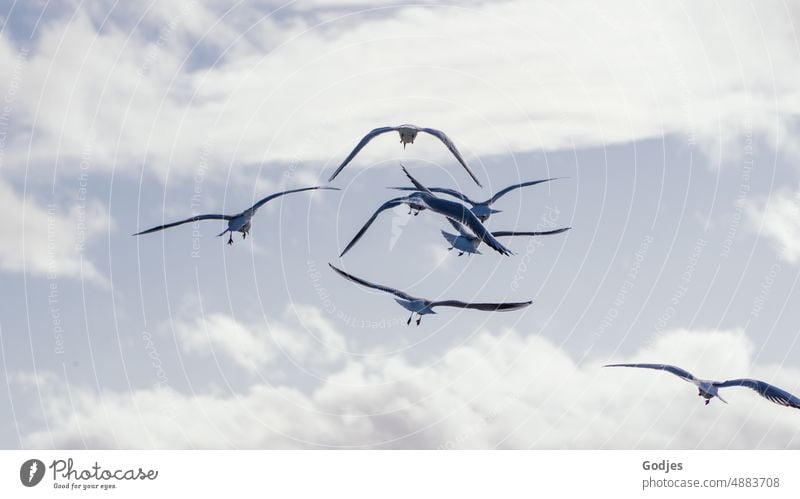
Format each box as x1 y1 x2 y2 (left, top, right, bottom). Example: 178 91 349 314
604 363 800 409
328 125 482 187
392 177 567 222
339 166 513 257
134 186 339 245
442 221 570 256
329 263 531 325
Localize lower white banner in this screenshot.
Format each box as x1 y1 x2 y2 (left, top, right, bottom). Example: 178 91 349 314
0 450 797 497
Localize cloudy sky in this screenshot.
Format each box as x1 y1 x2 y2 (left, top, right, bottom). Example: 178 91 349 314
1 0 800 449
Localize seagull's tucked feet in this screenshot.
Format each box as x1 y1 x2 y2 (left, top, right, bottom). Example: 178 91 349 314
447 246 453 251
458 252 464 256
705 399 710 405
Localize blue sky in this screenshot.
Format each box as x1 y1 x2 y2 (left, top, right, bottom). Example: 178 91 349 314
1 0 800 449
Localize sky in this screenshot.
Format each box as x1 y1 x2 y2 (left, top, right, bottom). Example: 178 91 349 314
1 0 800 449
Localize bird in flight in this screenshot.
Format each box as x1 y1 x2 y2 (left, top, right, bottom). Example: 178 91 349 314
134 186 339 245
329 263 531 325
339 166 513 257
441 220 570 256
604 363 800 410
392 177 567 222
328 125 482 187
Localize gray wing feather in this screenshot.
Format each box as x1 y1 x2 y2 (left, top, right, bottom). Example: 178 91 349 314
431 300 532 311
425 196 513 256
420 127 482 187
714 379 800 409
328 263 417 302
133 214 232 236
486 177 566 205
339 197 406 257
388 186 477 205
492 227 571 237
245 186 339 215
328 126 398 182
603 363 697 382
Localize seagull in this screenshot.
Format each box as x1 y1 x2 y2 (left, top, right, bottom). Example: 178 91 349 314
329 263 531 325
339 166 513 257
391 177 567 222
604 363 800 409
328 125 482 187
442 220 570 256
134 186 339 245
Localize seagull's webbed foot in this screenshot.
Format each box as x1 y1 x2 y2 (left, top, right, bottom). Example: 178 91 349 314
458 252 464 256
447 246 453 251
416 317 421 326
705 399 710 405
227 234 234 245
407 313 413 326
242 233 247 240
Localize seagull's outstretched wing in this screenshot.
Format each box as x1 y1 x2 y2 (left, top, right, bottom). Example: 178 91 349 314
486 177 567 205
245 186 340 215
447 218 473 237
388 186 477 205
492 227 571 237
328 126 398 181
420 127 482 187
400 165 434 195
328 263 417 302
430 299 532 312
339 197 407 257
603 363 698 383
714 379 800 409
399 166 512 256
133 214 232 236
428 197 513 256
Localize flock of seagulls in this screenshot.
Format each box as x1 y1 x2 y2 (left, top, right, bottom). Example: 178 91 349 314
134 123 800 414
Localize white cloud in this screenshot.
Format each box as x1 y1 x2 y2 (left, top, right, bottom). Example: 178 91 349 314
18 327 800 449
745 188 800 264
1 0 798 184
0 179 108 284
172 304 347 372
